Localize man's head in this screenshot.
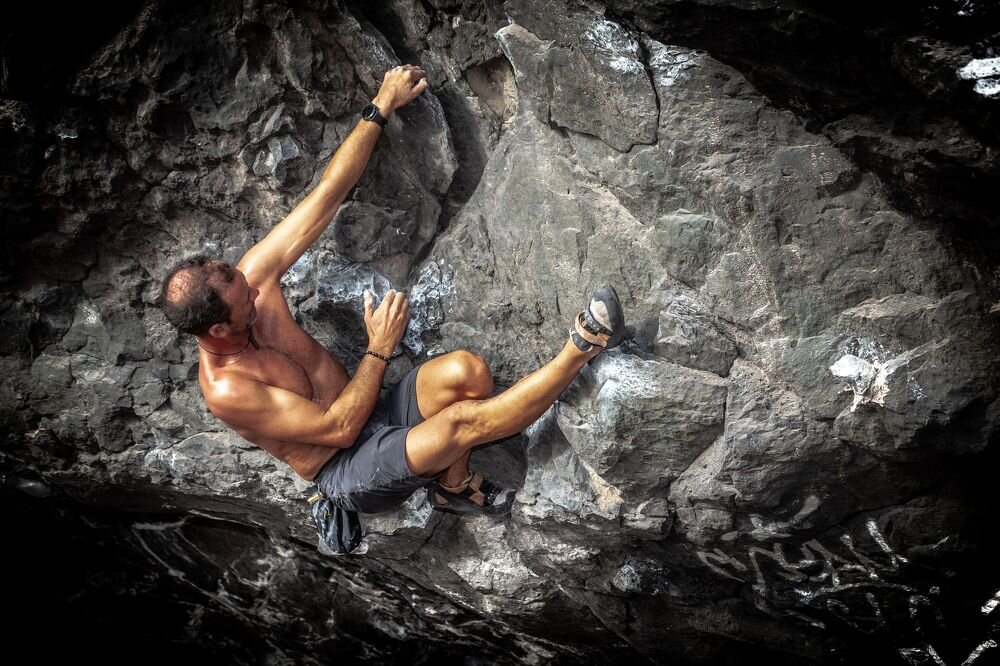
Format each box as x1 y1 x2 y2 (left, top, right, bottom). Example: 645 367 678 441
161 256 247 337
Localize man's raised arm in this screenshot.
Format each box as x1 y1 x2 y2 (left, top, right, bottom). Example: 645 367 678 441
238 65 428 285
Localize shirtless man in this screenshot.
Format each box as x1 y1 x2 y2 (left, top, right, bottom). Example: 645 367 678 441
160 65 625 517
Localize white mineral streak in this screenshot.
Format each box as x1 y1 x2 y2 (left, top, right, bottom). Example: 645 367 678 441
582 18 644 75
983 589 1000 615
958 57 1000 80
830 354 876 394
79 300 101 326
282 251 311 287
132 517 189 531
973 78 1000 97
955 0 977 16
446 524 537 598
612 562 641 592
357 29 396 72
643 38 698 88
830 331 932 412
747 495 821 540
405 261 456 353
962 641 998 665
867 518 908 566
592 352 661 401
830 353 886 411
958 58 1000 98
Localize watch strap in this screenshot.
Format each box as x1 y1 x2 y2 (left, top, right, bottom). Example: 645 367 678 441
362 103 388 128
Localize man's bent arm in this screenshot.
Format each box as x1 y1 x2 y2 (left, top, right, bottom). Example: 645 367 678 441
209 289 410 447
210 352 391 448
239 66 429 285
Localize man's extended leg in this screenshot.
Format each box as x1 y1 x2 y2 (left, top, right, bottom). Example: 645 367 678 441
404 338 600 478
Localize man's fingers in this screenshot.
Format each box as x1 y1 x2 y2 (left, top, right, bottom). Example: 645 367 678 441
363 289 374 319
412 78 429 95
380 289 396 310
389 292 408 316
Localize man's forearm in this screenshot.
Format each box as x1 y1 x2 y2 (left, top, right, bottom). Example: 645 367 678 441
321 353 389 447
319 90 400 186
318 115 383 192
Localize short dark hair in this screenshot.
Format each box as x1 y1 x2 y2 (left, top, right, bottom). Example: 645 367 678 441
160 256 236 335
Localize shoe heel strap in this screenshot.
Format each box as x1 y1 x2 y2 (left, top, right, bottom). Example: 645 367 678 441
574 313 609 348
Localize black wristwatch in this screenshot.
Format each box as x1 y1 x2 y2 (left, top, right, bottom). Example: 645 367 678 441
361 103 388 128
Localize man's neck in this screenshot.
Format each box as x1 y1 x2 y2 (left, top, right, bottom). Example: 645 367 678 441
197 330 257 357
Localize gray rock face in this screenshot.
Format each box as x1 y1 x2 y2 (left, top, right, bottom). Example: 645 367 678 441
2 0 999 664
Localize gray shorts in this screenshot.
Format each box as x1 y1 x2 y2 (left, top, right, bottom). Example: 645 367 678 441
314 362 439 514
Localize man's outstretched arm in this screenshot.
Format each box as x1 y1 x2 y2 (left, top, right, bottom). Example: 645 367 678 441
238 65 428 285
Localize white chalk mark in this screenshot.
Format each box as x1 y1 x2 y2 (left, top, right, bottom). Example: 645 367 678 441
958 58 1000 98
132 517 189 531
866 592 886 629
830 353 894 411
982 589 1000 615
592 353 662 401
972 78 1000 97
582 19 644 75
697 548 748 582
786 609 825 629
867 519 908 567
643 38 698 88
962 640 998 666
792 495 821 524
925 644 947 666
959 57 1000 80
750 514 791 540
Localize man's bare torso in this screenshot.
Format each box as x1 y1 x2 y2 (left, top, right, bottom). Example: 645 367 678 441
199 277 348 481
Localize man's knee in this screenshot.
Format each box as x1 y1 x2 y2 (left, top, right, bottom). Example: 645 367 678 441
445 350 493 399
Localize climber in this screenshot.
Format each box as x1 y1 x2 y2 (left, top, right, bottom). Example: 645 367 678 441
159 64 626 520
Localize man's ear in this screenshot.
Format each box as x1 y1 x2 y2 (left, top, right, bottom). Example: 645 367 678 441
208 322 229 338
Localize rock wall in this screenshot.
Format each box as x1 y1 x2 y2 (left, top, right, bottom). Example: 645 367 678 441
3 0 999 664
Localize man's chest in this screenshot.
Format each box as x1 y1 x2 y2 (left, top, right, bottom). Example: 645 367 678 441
241 346 316 400
248 292 348 403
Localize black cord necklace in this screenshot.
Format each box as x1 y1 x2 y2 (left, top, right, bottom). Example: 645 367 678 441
199 332 260 356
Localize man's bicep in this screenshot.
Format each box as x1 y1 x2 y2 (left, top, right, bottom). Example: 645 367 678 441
238 180 346 283
209 380 348 448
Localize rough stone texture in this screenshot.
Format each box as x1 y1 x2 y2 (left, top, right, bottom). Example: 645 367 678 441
3 1 1000 664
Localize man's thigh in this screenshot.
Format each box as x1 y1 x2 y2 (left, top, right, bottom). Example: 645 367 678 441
384 353 455 427
412 350 492 419
398 351 492 477
403 401 483 477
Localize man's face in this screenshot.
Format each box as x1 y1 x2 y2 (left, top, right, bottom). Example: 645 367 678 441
219 269 259 334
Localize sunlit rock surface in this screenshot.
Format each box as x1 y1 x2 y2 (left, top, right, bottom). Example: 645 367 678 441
3 0 999 664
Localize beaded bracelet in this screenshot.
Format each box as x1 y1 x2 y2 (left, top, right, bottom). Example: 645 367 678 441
365 350 392 365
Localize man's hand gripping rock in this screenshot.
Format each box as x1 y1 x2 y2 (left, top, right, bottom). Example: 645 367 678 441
364 288 410 359
372 65 429 118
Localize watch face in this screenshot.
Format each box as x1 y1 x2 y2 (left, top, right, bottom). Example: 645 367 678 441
361 103 378 120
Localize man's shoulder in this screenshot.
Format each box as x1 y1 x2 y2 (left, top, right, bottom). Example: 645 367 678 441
236 258 283 291
202 369 262 413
